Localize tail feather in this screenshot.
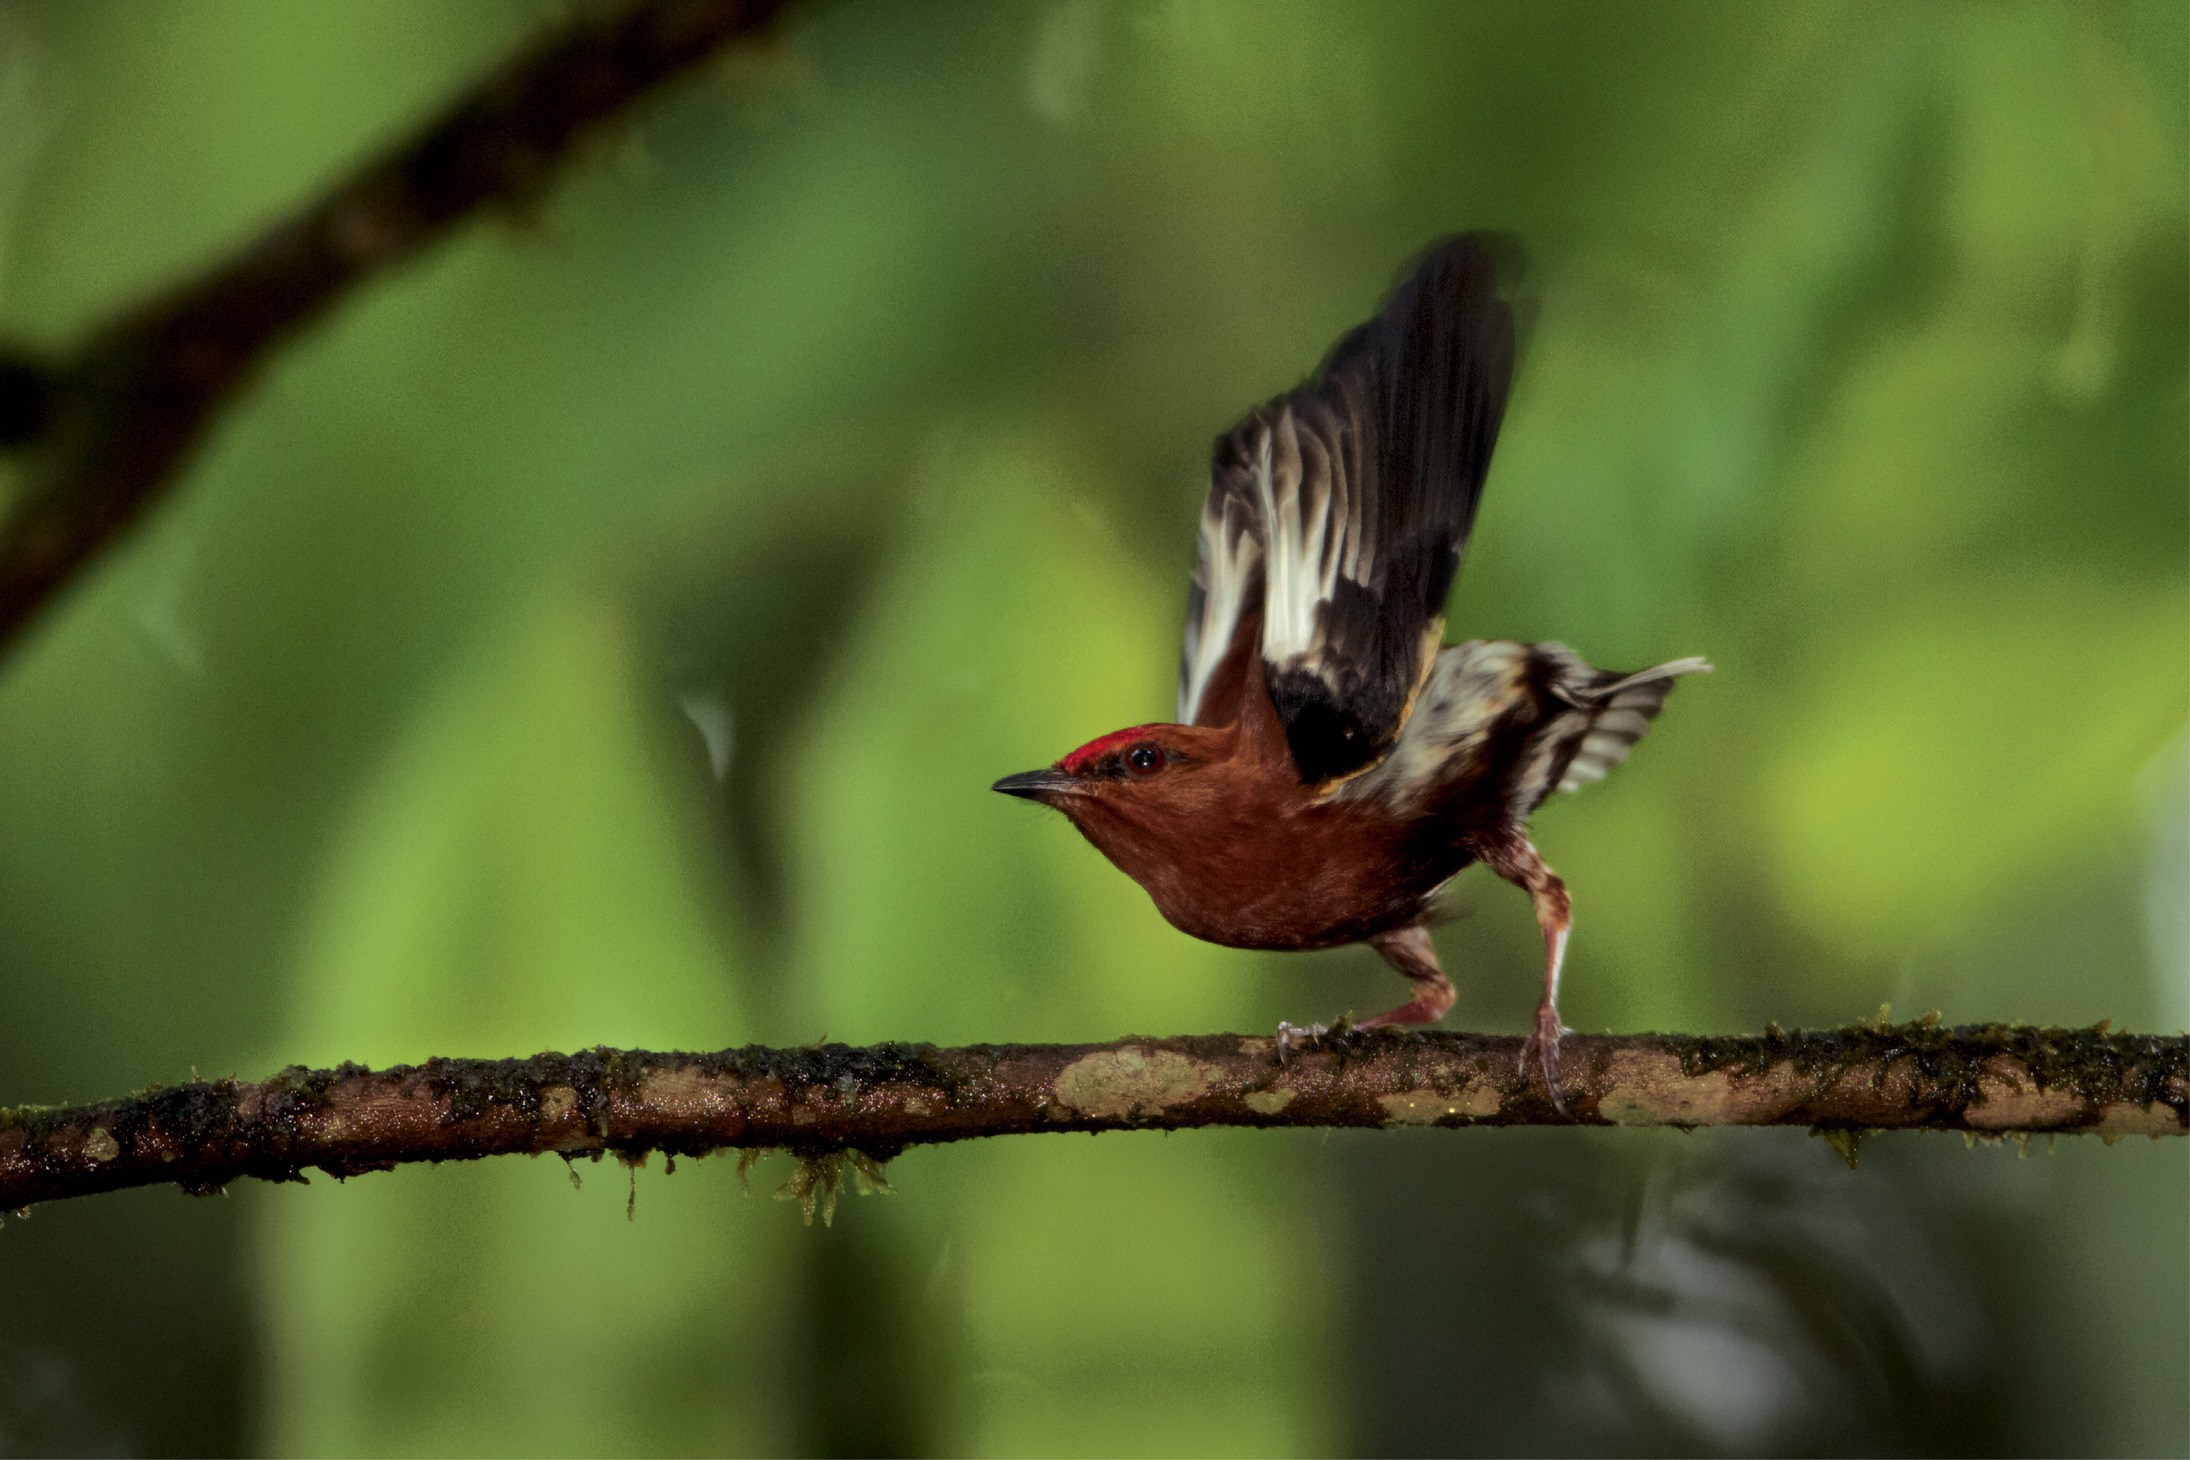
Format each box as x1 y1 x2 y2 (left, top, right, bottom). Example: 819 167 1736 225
1333 640 1709 816
1578 656 1713 702
1554 656 1712 795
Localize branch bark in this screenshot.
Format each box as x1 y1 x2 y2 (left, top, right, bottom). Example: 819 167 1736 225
3 1021 2181 1210
0 0 796 657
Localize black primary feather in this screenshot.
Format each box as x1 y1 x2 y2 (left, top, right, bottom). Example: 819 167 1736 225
1178 234 1521 782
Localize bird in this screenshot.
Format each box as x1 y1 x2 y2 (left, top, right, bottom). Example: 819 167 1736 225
991 235 1708 1099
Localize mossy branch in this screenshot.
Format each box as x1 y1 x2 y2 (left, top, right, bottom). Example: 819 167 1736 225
1 1020 2181 1209
0 0 796 656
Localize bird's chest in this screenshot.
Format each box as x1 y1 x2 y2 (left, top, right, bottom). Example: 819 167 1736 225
1128 800 1465 951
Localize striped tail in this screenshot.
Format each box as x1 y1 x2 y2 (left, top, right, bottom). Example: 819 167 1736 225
1552 654 1713 795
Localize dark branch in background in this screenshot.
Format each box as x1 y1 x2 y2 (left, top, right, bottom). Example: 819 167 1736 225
3 1021 2181 1216
0 0 795 658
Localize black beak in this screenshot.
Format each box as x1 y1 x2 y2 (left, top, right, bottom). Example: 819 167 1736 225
992 768 1078 800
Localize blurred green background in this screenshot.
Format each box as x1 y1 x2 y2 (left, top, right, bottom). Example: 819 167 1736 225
0 1 2182 1455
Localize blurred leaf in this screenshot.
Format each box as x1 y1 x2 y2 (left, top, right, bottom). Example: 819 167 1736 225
1765 578 2184 960
787 430 1244 1045
784 431 1332 1454
261 590 791 1456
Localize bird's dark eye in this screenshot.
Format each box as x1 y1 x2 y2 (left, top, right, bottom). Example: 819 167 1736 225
1125 743 1165 775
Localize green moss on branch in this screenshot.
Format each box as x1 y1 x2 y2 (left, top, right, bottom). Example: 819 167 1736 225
1 1019 2179 1211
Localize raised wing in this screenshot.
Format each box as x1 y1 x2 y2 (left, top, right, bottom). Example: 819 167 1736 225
1177 234 1519 783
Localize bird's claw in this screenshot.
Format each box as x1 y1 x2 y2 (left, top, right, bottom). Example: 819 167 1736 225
1275 1021 1329 1064
1519 1006 1572 1116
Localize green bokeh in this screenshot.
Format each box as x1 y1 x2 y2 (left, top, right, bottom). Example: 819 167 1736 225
0 2 2181 1456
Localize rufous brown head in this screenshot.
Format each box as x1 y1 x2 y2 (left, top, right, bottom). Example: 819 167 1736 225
991 721 1247 883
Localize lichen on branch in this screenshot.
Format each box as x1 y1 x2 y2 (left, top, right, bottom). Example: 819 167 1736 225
0 1020 2181 1210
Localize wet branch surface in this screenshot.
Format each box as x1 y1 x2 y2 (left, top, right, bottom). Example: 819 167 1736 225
3 1021 2182 1209
0 0 795 656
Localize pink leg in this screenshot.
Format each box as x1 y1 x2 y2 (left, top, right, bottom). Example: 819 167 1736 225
1278 925 1454 1060
1479 833 1574 1110
1357 924 1456 1028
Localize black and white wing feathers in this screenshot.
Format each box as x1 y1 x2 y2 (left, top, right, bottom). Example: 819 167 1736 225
1177 235 1519 783
1333 642 1712 817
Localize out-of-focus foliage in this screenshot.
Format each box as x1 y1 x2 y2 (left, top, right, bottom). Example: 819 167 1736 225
0 1 2180 1457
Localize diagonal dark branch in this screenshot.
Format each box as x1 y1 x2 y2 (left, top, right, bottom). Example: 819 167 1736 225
2 1021 2181 1210
0 0 797 658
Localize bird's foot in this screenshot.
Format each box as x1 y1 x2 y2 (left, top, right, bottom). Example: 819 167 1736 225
1518 1003 1571 1116
1275 1021 1329 1064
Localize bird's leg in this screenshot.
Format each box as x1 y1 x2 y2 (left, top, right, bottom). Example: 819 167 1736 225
1277 926 1452 1061
1356 924 1457 1028
1479 832 1573 1111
